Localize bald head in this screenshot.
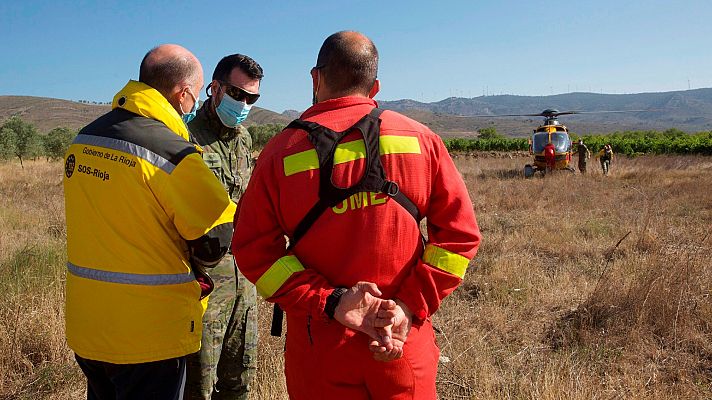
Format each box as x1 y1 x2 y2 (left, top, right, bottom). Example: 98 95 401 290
315 31 378 97
139 44 203 97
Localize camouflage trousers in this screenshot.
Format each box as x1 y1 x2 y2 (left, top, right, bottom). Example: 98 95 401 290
600 158 611 175
578 159 588 173
185 254 258 400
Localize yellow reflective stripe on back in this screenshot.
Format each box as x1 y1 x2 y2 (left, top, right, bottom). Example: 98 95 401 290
255 255 305 298
422 244 470 278
283 136 421 176
380 136 420 155
334 140 366 162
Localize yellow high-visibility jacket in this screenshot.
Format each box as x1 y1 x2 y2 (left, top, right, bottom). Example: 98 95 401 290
63 80 236 364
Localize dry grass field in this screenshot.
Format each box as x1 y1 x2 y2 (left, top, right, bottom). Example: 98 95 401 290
1 155 710 399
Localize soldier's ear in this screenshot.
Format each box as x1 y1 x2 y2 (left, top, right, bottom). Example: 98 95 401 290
208 80 221 97
368 79 380 99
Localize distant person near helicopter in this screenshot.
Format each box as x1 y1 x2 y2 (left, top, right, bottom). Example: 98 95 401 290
576 139 591 173
596 143 614 175
543 142 556 172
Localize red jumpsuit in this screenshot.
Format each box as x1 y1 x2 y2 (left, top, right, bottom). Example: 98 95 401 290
232 96 481 399
544 143 556 171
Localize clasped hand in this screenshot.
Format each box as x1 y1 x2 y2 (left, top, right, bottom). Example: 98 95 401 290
333 281 413 362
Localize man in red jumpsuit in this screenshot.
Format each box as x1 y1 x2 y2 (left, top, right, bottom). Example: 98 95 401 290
544 142 556 172
232 31 481 399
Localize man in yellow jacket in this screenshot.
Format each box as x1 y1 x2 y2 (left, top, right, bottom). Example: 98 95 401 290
63 44 236 400
595 143 615 175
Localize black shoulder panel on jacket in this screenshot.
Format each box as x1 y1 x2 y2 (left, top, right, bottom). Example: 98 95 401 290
187 222 233 267
79 108 197 166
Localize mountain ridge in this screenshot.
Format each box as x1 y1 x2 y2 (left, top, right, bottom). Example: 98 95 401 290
0 95 291 133
3 88 712 136
379 88 712 136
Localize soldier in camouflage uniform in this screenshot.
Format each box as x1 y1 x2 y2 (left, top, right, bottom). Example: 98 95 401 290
576 139 591 173
185 54 263 400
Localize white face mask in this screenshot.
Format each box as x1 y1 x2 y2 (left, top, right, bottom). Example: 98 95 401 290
216 93 252 127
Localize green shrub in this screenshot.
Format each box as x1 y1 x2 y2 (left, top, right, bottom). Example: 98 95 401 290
248 124 285 150
444 130 712 155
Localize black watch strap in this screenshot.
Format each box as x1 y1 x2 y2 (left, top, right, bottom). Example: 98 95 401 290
324 287 348 319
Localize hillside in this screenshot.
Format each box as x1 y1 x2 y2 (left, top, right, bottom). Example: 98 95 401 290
4 88 712 136
0 96 111 133
380 88 712 136
0 96 291 133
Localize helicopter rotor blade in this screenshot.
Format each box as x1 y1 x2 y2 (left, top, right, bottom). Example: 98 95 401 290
564 109 655 114
449 109 657 118
453 113 544 118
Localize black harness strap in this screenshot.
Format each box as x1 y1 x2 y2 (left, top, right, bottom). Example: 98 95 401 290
270 107 421 337
287 107 419 249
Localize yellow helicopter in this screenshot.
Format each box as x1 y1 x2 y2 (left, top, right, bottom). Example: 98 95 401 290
523 109 576 177
469 109 577 177
473 108 649 177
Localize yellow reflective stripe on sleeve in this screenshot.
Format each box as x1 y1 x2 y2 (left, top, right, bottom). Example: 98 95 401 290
255 255 305 298
283 136 421 176
422 244 470 278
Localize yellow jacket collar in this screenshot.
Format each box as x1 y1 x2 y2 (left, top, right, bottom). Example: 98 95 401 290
112 80 189 141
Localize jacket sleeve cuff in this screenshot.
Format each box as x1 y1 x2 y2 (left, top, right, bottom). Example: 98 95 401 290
318 288 335 322
394 279 429 326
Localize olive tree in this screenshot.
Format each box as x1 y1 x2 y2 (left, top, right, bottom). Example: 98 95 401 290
477 126 503 140
0 127 17 161
248 123 285 150
0 116 41 167
44 127 76 160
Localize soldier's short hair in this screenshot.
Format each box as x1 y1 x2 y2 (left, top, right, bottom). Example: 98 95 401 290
213 54 264 82
315 31 378 96
139 47 199 94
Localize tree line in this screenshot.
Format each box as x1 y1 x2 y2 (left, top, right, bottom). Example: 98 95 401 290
0 117 287 167
444 127 712 155
3 117 710 169
76 100 112 105
571 129 712 155
0 116 76 167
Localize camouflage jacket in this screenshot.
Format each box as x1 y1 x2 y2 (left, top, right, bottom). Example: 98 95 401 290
188 103 253 201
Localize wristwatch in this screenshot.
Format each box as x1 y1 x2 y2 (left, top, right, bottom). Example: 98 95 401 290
324 287 348 319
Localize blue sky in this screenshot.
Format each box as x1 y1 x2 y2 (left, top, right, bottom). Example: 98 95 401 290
1 0 711 113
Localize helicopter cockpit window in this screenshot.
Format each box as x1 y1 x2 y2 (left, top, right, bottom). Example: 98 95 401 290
551 132 570 152
532 132 549 153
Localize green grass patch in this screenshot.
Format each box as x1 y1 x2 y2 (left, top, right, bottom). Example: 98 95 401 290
0 244 66 296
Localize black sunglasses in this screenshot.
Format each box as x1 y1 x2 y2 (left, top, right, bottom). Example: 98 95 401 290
219 81 260 105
